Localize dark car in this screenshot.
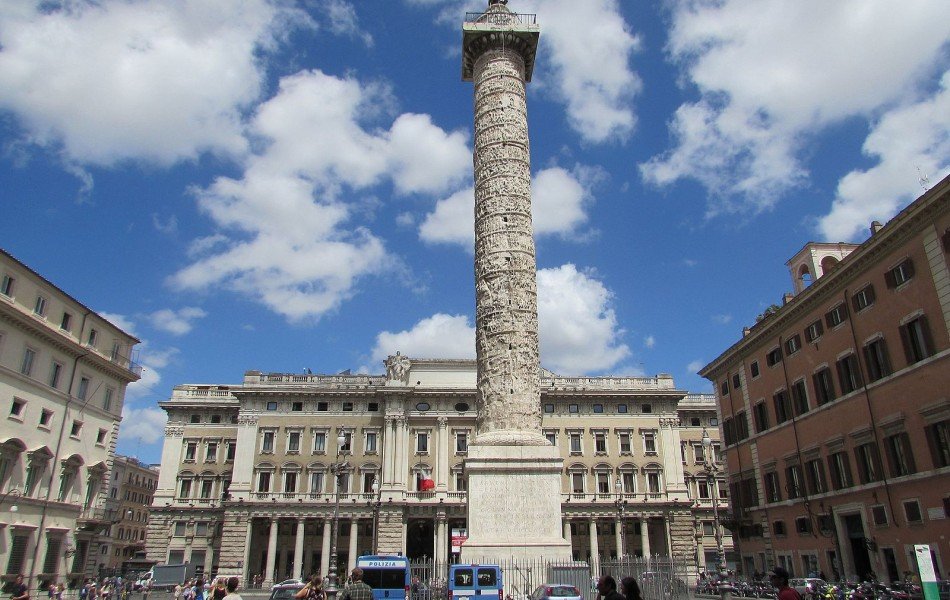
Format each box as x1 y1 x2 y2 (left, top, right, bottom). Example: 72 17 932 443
269 582 306 600
529 584 583 600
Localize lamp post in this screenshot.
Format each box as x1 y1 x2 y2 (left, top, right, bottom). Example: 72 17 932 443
369 478 381 554
614 477 626 558
0 487 22 511
326 431 349 600
702 428 731 600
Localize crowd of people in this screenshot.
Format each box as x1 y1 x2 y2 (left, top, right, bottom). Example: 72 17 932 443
172 577 242 600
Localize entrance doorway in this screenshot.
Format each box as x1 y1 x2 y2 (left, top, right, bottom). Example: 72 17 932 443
844 514 872 580
406 519 435 559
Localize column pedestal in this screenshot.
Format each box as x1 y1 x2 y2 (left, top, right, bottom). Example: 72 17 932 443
461 444 570 561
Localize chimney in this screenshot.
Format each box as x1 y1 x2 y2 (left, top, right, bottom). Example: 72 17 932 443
782 292 794 305
870 221 884 235
742 327 751 337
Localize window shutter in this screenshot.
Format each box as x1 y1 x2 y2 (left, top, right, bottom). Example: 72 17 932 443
885 268 896 288
825 311 835 328
919 315 934 358
904 259 915 279
899 323 914 364
866 285 876 304
816 320 824 337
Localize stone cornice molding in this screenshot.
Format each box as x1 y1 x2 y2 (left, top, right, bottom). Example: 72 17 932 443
165 426 184 438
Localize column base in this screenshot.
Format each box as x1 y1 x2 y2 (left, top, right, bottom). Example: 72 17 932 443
461 443 571 561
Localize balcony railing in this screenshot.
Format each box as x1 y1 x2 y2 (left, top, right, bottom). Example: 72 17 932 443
464 12 537 26
563 492 672 503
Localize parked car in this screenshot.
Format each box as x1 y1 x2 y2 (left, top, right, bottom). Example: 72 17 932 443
270 582 306 600
529 584 583 600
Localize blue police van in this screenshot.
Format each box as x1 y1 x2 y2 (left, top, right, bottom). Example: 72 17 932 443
448 564 503 600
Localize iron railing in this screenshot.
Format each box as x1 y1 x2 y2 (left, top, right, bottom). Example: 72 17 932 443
464 12 537 26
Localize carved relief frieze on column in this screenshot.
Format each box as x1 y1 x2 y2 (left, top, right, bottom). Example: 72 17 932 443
237 415 259 427
164 425 184 438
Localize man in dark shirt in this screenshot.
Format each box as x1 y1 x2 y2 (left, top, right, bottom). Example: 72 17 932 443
340 569 372 600
769 567 802 600
10 575 29 600
595 576 625 600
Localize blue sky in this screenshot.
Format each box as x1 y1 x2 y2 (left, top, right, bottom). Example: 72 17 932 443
1 0 948 464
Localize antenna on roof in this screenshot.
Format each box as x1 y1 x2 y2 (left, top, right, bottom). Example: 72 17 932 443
917 166 930 191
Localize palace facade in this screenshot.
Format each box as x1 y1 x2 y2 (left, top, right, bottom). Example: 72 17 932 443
147 361 733 584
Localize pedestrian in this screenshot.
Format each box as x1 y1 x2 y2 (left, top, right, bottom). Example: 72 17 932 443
768 567 802 600
57 584 65 600
11 575 29 600
193 579 205 600
620 577 642 600
595 576 624 600
295 575 326 600
222 578 243 600
211 579 227 600
142 579 151 600
339 569 372 600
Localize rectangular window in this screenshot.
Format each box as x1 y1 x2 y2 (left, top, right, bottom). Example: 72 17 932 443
732 373 741 389
70 420 82 437
110 341 120 361
225 441 236 461
643 431 657 454
60 312 72 331
33 295 47 317
786 465 804 499
103 388 114 412
96 429 107 445
805 459 826 494
785 334 802 355
87 328 98 347
195 522 208 536
266 401 278 411
901 316 934 364
1 274 15 296
773 390 791 424
764 472 782 503
594 432 607 453
179 480 191 498
720 381 729 396
284 472 297 493
366 431 378 453
416 432 429 453
826 304 848 328
871 505 888 526
570 433 582 454
926 420 950 468
342 402 353 412
455 431 467 454
288 431 301 453
885 258 914 287
309 472 324 494
855 442 883 484
813 368 836 406
796 517 812 535
571 472 585 493
828 452 853 489
698 479 710 499
805 320 824 342
258 472 271 493
864 338 892 381
884 432 916 477
77 377 90 401
791 380 809 416
903 500 922 523
619 432 631 453
545 432 556 446
569 404 579 413
205 442 218 462
735 410 750 441
261 431 274 453
10 398 25 417
174 522 186 536
39 409 53 427
317 402 328 411
21 347 36 376
647 472 661 493
455 470 467 491
750 361 760 378
837 354 863 394
593 404 604 413
543 403 554 413
184 442 197 462
753 401 770 433
200 479 213 498
693 444 705 464
852 285 876 312
292 401 303 412
313 431 326 453
766 347 783 367
210 414 221 423
617 403 628 413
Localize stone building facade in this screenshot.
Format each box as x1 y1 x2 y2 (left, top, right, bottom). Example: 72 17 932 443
700 174 950 582
146 360 733 583
97 455 158 575
0 249 141 591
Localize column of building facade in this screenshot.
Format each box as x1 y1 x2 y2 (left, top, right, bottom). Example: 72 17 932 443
232 416 260 498
383 415 396 487
320 520 331 578
563 519 572 546
659 418 688 499
264 517 279 587
614 516 623 556
294 518 306 580
588 519 599 572
436 509 448 565
347 520 359 573
436 417 448 491
242 518 255 582
640 518 651 557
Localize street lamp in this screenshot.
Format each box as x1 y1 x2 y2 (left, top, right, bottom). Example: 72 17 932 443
702 428 731 600
326 431 349 600
0 487 22 512
369 478 381 554
614 477 626 558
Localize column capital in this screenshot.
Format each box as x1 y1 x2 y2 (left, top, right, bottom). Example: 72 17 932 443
437 416 448 428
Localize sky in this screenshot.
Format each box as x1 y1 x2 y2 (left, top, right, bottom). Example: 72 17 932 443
1 0 948 464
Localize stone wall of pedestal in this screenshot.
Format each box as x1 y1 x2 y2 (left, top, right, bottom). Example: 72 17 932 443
668 508 696 566
376 506 405 556
145 511 173 564
217 515 249 577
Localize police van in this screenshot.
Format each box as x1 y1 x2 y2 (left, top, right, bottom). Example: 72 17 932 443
448 564 503 600
357 555 412 600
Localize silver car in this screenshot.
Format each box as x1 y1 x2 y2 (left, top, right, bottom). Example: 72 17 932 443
529 584 583 600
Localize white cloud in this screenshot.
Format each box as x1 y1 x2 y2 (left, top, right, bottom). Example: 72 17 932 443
151 213 179 235
170 69 470 322
537 264 630 373
97 311 137 336
125 344 179 399
119 405 168 445
712 314 732 325
367 264 629 375
643 335 656 349
419 165 596 248
0 0 311 166
369 314 476 366
148 307 208 336
817 71 950 240
683 259 698 267
321 0 374 47
520 0 641 143
640 0 950 217
687 360 704 373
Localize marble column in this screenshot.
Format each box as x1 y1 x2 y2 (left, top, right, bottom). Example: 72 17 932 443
436 417 448 491
264 518 279 587
242 518 254 582
640 518 651 558
320 520 331 577
614 516 623 558
588 519 599 574
294 518 306 579
436 512 448 565
664 516 673 555
563 519 572 543
347 520 359 574
384 416 396 486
